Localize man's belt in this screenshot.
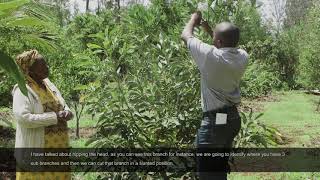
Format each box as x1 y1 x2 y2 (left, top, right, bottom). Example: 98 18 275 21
203 105 239 119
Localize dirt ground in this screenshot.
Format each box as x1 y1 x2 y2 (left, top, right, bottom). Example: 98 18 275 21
69 127 96 139
238 93 281 113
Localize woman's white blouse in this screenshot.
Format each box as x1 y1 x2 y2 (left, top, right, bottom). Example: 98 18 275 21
12 78 70 148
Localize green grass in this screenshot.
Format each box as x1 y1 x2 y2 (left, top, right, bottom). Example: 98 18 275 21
261 91 320 147
70 137 91 148
230 91 320 179
67 110 98 129
69 137 98 148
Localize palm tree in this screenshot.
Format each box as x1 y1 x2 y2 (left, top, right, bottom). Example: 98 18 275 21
0 0 58 96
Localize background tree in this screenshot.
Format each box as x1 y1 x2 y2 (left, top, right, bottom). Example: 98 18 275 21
270 0 286 34
297 2 320 89
284 0 314 28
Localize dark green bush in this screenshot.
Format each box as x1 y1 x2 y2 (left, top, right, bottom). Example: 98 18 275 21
297 3 320 89
241 62 283 98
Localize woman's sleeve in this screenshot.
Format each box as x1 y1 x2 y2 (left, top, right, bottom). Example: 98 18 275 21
12 88 58 128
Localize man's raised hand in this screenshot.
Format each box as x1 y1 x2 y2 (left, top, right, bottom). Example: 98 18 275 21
181 11 203 45
191 11 202 27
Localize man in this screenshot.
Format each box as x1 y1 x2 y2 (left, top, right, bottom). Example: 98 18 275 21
181 12 249 180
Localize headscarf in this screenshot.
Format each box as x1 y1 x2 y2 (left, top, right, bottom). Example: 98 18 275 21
15 50 61 108
15 49 40 79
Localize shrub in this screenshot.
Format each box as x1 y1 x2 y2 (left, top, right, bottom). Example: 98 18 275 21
297 3 320 89
234 109 284 148
241 63 282 98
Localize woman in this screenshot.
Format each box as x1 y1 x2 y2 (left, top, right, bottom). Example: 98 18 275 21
12 50 73 180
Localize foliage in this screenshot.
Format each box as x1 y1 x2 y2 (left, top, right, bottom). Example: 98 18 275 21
232 0 268 45
0 0 59 102
234 109 284 148
241 62 283 98
0 1 59 52
0 71 15 106
284 0 314 28
60 1 279 178
0 107 15 148
0 107 13 128
82 2 202 149
0 51 28 97
274 28 301 88
28 0 282 150
241 28 301 91
0 0 29 17
297 2 320 89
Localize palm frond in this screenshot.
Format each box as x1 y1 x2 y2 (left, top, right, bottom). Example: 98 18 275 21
24 31 59 51
0 0 30 18
0 51 28 96
0 0 60 97
22 2 59 23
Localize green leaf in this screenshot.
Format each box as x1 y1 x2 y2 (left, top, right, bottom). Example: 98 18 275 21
240 112 247 124
249 108 253 119
254 113 264 120
0 117 13 127
87 43 102 49
85 137 98 147
6 16 48 27
0 51 28 96
74 84 89 91
0 0 30 17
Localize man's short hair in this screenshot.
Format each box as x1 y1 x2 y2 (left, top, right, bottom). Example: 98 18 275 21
215 22 240 47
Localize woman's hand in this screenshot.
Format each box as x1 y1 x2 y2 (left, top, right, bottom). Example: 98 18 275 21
56 110 73 122
64 110 74 121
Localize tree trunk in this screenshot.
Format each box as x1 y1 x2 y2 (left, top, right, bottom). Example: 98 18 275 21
86 0 90 12
116 0 120 10
74 103 79 138
250 0 256 7
115 0 121 22
74 103 85 139
97 0 100 14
